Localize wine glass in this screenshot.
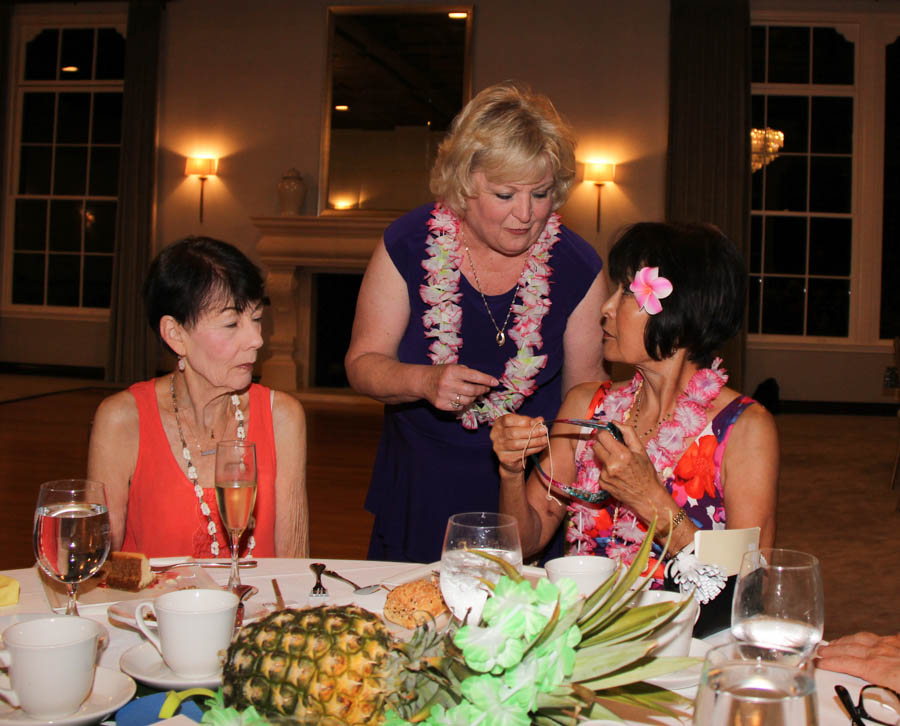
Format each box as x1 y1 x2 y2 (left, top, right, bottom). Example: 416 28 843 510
215 440 257 592
731 548 824 656
439 512 523 623
33 479 111 615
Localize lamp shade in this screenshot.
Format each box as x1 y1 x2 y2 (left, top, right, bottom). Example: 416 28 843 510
184 157 218 177
585 162 615 184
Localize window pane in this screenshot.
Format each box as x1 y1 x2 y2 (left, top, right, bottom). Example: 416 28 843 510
95 28 124 80
751 165 763 210
761 277 805 334
769 26 809 83
24 29 58 81
12 253 45 304
18 145 52 194
811 97 853 154
47 254 80 306
53 147 87 195
14 200 47 251
768 96 808 153
89 147 119 196
92 93 122 143
750 215 762 273
765 156 807 211
83 255 112 307
49 200 83 252
765 216 806 274
881 38 900 338
807 278 849 336
752 26 766 83
748 276 762 334
809 217 851 276
60 28 93 80
752 94 765 129
84 201 116 253
809 156 851 213
22 93 55 143
813 27 854 85
57 93 90 143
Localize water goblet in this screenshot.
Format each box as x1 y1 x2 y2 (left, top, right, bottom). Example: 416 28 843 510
731 547 824 655
215 440 257 592
439 511 523 623
33 479 111 615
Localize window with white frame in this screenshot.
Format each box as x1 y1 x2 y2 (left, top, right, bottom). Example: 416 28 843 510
6 22 125 311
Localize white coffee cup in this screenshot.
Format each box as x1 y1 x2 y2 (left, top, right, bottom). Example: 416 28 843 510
136 588 238 679
0 616 102 719
634 589 700 657
544 556 618 597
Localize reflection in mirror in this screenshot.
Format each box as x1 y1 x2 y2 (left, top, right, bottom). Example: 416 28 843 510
322 7 472 213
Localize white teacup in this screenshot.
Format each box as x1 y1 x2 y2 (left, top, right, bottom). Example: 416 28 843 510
544 556 618 597
634 589 700 657
136 588 238 679
0 616 102 719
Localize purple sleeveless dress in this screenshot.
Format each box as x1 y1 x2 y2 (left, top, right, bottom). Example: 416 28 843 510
365 203 603 563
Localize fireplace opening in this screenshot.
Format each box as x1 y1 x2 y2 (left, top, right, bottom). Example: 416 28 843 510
312 272 363 387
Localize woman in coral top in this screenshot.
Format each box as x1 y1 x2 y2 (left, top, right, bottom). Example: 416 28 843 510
492 222 778 587
87 237 308 558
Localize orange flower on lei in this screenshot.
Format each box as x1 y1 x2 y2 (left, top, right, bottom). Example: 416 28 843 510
674 434 718 500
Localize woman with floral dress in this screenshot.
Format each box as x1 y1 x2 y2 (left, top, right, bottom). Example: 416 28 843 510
492 222 778 584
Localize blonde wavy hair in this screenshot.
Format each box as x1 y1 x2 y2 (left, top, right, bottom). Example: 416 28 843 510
429 81 577 216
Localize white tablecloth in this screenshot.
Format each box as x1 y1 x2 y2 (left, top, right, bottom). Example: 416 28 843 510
0 558 864 725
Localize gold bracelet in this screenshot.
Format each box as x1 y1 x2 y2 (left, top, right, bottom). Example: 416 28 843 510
670 509 688 532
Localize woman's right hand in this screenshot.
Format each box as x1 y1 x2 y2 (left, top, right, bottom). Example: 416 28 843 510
423 363 498 411
491 413 549 474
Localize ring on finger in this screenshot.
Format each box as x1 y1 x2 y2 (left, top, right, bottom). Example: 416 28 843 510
451 392 462 409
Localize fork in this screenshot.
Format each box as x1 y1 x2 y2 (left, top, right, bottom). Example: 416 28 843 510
309 562 328 597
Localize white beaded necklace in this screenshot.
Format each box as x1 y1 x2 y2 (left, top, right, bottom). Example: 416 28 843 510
170 373 250 557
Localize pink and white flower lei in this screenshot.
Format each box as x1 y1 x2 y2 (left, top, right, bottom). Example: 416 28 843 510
420 203 560 429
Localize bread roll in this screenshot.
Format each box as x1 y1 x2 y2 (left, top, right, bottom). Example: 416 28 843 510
383 578 447 628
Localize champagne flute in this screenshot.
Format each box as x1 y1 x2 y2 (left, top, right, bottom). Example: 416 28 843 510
215 440 257 592
439 512 523 623
33 479 111 615
731 548 824 655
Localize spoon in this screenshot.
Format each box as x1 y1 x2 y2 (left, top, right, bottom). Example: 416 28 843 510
319 566 384 595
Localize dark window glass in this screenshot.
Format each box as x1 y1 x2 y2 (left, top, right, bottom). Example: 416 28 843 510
18 146 52 194
751 162 763 210
762 276 805 334
25 29 58 81
768 96 808 153
765 216 806 274
752 94 765 129
22 93 55 143
84 201 116 253
809 218 852 276
881 38 900 338
14 200 47 251
812 27 854 85
47 254 80 306
92 93 122 143
89 148 119 196
769 27 809 83
748 276 762 334
807 278 850 336
53 147 87 195
765 156 807 211
12 253 45 304
752 26 766 83
750 215 763 273
809 156 852 213
95 29 124 80
56 93 90 143
59 28 93 80
83 255 112 307
811 97 853 154
49 200 83 252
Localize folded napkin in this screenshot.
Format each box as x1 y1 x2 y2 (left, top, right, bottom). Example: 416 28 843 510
0 574 19 606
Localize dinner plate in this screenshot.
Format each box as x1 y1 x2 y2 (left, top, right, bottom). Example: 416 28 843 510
115 692 203 726
644 638 711 690
0 667 135 726
120 641 222 690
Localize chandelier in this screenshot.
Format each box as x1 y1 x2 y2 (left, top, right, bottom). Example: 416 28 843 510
750 127 785 172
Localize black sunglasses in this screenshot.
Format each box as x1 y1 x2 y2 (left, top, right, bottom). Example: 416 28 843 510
835 684 900 726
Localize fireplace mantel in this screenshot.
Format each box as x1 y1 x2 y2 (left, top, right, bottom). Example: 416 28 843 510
253 214 391 392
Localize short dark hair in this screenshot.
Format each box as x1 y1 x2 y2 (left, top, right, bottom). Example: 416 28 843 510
608 222 746 367
144 236 266 350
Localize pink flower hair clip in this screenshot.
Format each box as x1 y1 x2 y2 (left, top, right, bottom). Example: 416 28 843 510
629 266 673 315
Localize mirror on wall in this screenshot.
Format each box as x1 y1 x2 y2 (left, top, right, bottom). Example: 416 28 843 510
320 7 473 213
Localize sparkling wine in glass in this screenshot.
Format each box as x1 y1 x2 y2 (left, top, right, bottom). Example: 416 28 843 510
731 548 824 656
439 512 523 623
215 440 257 592
33 479 111 615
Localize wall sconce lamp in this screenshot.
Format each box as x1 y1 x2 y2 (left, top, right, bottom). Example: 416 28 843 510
584 162 616 232
184 157 218 223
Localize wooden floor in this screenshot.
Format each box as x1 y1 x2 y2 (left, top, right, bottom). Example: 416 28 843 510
1 382 897 639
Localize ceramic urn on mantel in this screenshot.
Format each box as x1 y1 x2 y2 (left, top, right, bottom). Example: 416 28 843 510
277 168 307 216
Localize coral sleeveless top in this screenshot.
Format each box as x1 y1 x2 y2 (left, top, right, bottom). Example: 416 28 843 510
122 379 277 558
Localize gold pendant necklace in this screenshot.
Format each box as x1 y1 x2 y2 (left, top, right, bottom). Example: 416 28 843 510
464 243 521 347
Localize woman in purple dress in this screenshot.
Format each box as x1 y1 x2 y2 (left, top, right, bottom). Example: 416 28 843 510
346 82 608 563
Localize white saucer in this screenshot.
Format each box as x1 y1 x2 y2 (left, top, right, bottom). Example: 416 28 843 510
0 667 135 726
120 641 222 690
644 638 711 690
